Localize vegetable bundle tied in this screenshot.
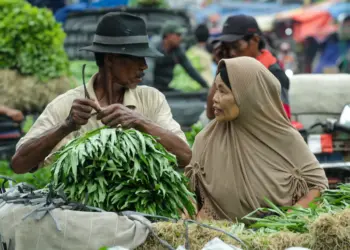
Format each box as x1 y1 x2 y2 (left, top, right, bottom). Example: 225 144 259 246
51 127 196 218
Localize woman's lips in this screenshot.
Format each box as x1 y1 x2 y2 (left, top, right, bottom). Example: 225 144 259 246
213 107 223 116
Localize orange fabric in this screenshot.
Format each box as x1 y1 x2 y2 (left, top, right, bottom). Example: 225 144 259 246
256 49 277 68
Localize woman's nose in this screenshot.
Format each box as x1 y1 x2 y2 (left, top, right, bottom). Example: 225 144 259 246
213 91 219 103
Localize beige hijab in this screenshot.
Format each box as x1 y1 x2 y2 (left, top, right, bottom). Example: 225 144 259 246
185 57 328 220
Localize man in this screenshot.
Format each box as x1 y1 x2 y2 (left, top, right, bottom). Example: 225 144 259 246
278 42 298 74
170 24 214 91
207 15 291 120
12 13 191 174
152 21 208 91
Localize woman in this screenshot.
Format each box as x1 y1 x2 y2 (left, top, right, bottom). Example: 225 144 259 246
185 57 328 221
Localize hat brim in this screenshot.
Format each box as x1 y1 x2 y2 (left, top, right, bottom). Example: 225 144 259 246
210 34 245 44
79 44 163 58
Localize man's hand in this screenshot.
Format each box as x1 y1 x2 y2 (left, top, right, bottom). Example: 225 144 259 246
6 108 24 122
65 99 101 131
96 104 145 129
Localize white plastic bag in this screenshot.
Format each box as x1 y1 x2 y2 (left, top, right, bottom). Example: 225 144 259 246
202 237 242 250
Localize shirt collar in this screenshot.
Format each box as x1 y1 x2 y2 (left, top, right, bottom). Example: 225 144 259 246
87 73 138 109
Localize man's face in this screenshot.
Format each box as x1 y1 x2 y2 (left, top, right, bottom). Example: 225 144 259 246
221 35 260 58
107 54 148 89
167 33 182 48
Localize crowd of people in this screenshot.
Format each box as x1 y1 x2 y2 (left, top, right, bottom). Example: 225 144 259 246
9 11 330 222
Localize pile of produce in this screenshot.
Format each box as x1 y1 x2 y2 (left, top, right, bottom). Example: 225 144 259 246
50 126 196 218
0 0 72 112
138 184 350 250
0 69 71 113
185 122 204 147
0 0 69 81
128 0 169 8
170 47 212 92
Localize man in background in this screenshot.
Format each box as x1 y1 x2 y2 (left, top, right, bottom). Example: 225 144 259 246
207 15 291 120
170 24 214 91
152 21 208 91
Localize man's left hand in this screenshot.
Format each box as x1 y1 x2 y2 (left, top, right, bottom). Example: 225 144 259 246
96 104 145 129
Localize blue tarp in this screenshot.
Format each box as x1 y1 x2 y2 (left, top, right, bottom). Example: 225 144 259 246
314 39 350 73
328 3 350 20
54 0 128 23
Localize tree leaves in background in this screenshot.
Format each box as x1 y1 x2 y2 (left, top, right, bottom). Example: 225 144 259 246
0 0 70 81
50 127 196 219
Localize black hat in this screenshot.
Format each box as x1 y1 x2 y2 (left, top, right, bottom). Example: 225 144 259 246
195 24 209 43
80 12 163 58
213 15 262 44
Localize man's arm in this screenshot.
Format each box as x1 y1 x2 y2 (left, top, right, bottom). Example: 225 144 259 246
12 122 75 174
11 99 100 174
136 119 192 167
269 64 291 119
177 49 208 88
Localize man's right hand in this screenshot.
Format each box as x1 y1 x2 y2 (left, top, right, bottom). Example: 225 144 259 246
65 99 101 131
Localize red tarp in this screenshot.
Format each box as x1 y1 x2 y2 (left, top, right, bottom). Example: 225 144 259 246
292 10 338 42
276 0 339 42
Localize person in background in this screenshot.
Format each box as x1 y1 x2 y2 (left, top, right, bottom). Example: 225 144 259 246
152 21 208 91
278 42 298 75
0 106 24 122
206 15 291 120
169 24 213 91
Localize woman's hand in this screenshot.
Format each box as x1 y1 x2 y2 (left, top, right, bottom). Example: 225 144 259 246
294 189 321 208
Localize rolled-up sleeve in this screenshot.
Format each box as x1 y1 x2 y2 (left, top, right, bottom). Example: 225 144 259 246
302 162 329 191
151 91 187 143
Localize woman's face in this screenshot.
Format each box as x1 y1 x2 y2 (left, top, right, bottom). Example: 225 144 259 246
213 74 240 122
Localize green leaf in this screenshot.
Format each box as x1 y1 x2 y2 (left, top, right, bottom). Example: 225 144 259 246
133 130 146 154
132 158 141 179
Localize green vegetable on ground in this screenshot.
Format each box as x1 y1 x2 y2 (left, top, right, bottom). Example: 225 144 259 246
243 184 350 233
0 160 51 189
50 126 196 218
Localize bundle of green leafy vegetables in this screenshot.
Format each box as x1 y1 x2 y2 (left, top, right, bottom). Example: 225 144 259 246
50 126 196 219
243 183 350 233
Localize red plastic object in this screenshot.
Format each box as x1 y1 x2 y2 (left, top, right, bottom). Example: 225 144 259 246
291 121 304 130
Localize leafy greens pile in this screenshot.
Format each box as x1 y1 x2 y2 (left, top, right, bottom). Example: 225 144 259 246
51 127 196 218
243 183 350 233
0 0 70 81
185 122 204 147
